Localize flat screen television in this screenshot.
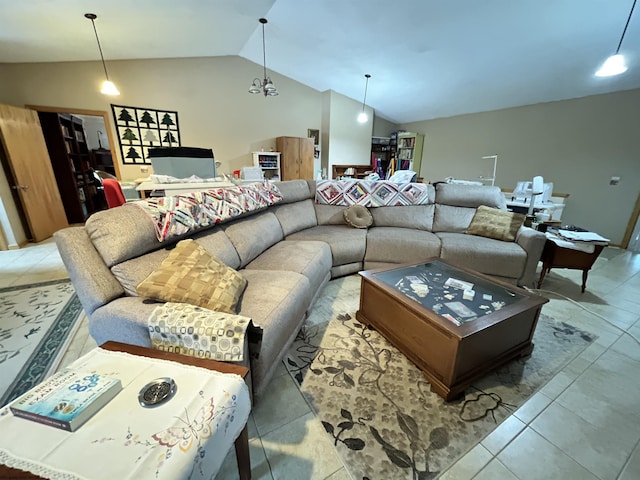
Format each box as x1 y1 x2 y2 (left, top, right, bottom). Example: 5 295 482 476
148 146 216 179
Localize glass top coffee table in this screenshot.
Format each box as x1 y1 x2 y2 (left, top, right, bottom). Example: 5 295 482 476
357 258 548 401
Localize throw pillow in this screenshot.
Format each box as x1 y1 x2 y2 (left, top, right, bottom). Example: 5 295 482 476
136 239 247 313
343 205 373 229
465 205 525 242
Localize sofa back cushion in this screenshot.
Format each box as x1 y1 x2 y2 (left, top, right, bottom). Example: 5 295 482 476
85 205 161 267
223 211 284 267
314 204 347 225
272 199 318 236
370 205 435 230
432 183 507 233
276 180 313 204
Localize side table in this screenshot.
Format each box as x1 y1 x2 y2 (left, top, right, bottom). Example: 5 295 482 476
0 341 251 480
537 240 605 292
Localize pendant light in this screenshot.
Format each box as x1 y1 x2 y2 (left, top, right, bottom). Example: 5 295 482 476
357 74 371 123
248 18 279 97
595 0 636 77
85 13 120 95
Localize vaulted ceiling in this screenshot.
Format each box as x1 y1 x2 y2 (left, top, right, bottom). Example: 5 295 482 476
1 0 639 123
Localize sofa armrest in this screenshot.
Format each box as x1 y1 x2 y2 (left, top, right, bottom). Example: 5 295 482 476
515 226 547 287
54 227 125 315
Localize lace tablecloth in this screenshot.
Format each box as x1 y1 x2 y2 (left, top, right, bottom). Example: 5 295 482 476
0 348 251 480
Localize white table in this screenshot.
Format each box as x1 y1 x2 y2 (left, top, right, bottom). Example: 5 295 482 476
135 179 236 199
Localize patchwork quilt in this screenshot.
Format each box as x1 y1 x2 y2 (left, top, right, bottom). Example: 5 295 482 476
315 180 431 207
131 180 283 242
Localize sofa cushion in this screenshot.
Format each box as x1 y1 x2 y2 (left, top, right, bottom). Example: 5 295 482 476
286 225 367 266
343 205 373 229
272 199 318 236
432 204 477 233
466 205 525 242
136 239 247 314
222 211 284 267
276 179 312 204
436 232 526 278
370 205 435 230
244 240 332 296
365 227 441 264
314 204 347 225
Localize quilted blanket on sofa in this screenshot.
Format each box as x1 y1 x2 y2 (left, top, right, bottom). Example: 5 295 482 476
132 180 282 241
315 180 431 207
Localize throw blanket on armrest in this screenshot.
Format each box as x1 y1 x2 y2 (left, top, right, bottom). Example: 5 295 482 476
130 180 282 242
148 302 263 362
315 179 431 207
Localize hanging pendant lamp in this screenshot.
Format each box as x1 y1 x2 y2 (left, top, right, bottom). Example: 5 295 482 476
595 0 636 77
357 74 371 123
85 13 120 95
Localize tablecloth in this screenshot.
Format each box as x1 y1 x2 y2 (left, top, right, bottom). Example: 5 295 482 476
0 348 251 480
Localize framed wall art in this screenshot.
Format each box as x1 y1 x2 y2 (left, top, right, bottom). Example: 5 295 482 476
111 104 181 165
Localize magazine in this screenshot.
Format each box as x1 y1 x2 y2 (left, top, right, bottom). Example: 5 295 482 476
10 370 122 432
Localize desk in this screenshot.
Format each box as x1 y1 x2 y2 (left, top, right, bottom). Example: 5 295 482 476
505 200 565 221
0 342 251 480
537 240 605 293
135 179 235 199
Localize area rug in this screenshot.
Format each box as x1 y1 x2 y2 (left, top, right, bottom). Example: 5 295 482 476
285 312 595 480
0 279 83 407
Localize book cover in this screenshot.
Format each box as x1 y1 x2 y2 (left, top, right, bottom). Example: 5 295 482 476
10 370 122 432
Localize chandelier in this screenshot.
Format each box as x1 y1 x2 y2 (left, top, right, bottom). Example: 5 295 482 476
249 18 278 97
85 13 120 95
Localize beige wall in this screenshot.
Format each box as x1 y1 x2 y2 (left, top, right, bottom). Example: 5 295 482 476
400 88 640 245
373 115 398 138
0 56 323 181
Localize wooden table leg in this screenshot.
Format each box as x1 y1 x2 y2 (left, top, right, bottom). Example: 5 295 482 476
537 264 550 288
234 424 251 480
581 269 588 293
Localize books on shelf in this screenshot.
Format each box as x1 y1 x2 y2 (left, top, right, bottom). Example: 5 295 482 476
10 370 122 431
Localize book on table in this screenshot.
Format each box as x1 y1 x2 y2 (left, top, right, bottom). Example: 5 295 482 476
10 370 122 432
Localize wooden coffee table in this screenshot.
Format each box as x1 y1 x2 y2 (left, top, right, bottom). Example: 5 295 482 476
357 258 548 401
0 342 251 480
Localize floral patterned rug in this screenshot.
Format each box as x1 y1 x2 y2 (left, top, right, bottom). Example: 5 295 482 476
285 312 595 480
0 280 83 406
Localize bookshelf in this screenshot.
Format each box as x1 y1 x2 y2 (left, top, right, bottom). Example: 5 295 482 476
252 152 281 180
396 132 424 175
371 136 394 179
38 112 103 223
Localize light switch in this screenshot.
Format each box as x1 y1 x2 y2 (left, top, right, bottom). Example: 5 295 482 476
610 176 620 186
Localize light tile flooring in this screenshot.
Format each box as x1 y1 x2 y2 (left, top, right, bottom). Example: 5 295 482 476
2 239 640 480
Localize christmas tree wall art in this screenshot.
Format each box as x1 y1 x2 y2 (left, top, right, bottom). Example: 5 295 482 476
111 104 181 165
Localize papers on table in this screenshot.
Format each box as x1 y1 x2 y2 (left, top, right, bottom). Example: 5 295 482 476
557 230 610 243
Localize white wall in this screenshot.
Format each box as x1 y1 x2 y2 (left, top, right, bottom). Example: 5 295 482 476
326 91 373 176
400 89 640 245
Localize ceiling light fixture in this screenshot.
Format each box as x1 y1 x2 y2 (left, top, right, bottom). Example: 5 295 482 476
357 74 371 123
249 18 278 97
85 13 120 95
595 0 637 77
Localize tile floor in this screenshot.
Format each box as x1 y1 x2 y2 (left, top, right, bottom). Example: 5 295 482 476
1 239 640 480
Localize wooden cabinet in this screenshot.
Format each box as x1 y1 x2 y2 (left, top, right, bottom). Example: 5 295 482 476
276 136 314 180
396 132 424 176
252 152 281 180
38 112 105 224
371 136 394 179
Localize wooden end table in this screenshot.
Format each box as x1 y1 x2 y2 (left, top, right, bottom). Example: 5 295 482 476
357 258 548 401
537 240 605 292
0 341 251 480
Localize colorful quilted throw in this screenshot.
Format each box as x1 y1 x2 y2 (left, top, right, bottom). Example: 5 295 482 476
131 180 283 242
315 180 432 207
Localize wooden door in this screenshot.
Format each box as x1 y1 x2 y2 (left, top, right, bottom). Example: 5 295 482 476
298 137 314 180
0 104 68 241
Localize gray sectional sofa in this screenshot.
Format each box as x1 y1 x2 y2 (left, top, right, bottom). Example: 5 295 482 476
54 180 546 400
